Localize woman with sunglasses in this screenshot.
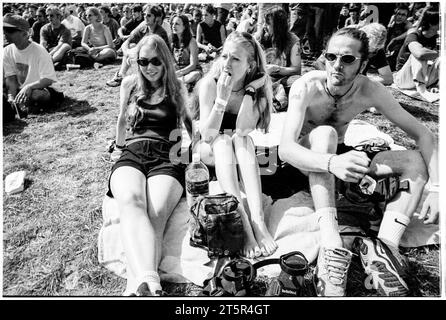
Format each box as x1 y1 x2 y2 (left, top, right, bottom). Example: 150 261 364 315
107 34 192 296
192 31 277 259
81 7 116 64
255 6 301 111
171 14 202 91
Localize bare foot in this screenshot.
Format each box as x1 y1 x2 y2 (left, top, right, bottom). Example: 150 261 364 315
238 207 261 259
242 230 262 259
251 220 278 257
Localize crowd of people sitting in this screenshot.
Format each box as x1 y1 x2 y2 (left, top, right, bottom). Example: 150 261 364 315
2 2 440 298
3 2 440 121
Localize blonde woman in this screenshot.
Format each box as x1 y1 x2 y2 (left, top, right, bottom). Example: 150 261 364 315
194 31 277 259
81 7 116 63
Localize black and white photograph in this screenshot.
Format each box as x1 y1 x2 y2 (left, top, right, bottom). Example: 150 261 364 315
1 1 443 302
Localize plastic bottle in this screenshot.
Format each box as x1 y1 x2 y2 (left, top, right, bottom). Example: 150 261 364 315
185 125 209 209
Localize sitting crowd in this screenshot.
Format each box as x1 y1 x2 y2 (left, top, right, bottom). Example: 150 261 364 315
2 2 440 298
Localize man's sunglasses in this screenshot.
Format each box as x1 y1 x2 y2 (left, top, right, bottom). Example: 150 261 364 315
136 57 163 67
324 52 361 65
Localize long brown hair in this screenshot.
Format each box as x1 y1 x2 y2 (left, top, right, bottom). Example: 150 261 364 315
124 34 192 135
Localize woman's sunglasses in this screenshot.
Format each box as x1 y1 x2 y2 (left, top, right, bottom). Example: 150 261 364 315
136 57 163 67
324 52 361 65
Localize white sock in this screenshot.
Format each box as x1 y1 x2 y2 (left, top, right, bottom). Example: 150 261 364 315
138 271 162 294
317 207 342 248
378 211 411 247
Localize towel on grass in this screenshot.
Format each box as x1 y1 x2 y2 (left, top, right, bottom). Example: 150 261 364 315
98 117 439 285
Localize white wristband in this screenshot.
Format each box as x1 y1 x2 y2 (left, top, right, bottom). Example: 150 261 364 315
428 184 440 193
215 97 228 108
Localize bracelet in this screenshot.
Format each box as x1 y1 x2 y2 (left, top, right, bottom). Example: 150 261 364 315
116 144 126 150
428 183 440 193
327 154 336 174
215 97 228 108
213 102 226 114
244 88 256 99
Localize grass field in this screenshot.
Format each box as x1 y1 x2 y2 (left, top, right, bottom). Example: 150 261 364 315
2 58 440 297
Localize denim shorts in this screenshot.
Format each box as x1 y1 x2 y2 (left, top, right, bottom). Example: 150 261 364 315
107 139 186 198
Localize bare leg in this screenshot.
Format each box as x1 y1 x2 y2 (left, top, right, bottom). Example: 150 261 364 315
111 167 182 295
301 126 343 248
183 71 203 85
232 134 277 256
96 48 117 62
146 175 184 269
212 134 261 259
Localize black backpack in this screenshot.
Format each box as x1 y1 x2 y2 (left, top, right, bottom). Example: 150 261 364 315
67 48 94 69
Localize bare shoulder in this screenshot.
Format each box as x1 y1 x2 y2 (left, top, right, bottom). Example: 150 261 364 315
290 70 325 97
197 75 217 93
358 75 390 96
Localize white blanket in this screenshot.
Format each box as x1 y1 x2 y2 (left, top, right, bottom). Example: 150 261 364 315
97 117 439 286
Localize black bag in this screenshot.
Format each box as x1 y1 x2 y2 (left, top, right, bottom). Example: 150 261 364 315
67 48 94 68
189 193 244 258
339 137 409 204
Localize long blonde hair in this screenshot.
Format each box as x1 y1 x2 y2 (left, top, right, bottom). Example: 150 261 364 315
194 31 273 131
124 34 192 135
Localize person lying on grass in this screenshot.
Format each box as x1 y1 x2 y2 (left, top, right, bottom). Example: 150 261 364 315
279 27 438 297
192 31 277 259
107 34 192 296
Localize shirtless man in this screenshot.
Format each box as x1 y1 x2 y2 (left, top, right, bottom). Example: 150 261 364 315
279 27 438 297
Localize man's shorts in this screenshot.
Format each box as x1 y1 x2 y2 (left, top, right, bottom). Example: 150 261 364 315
106 139 186 198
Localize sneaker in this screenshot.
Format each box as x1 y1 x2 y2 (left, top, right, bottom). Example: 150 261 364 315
313 247 352 297
106 72 123 87
352 237 409 297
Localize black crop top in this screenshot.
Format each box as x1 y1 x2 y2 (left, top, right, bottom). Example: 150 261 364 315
127 98 178 139
219 111 237 134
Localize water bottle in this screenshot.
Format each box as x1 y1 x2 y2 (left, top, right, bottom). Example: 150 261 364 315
185 125 209 209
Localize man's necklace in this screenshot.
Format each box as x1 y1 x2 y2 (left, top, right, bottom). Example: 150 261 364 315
324 80 355 108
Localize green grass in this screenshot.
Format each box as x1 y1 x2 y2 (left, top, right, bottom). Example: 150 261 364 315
2 59 440 297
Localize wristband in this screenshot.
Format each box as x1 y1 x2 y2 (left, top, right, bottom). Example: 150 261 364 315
428 183 440 193
215 97 228 108
213 102 226 114
327 154 336 174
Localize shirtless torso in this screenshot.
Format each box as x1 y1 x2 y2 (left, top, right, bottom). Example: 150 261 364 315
293 70 377 143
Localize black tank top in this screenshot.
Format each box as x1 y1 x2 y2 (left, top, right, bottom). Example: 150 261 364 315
199 20 223 48
219 112 237 134
127 98 178 140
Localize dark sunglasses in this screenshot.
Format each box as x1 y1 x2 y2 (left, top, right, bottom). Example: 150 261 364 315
136 57 162 67
46 14 56 18
324 52 361 65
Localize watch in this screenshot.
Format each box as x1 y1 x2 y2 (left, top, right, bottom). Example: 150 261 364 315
244 87 256 99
